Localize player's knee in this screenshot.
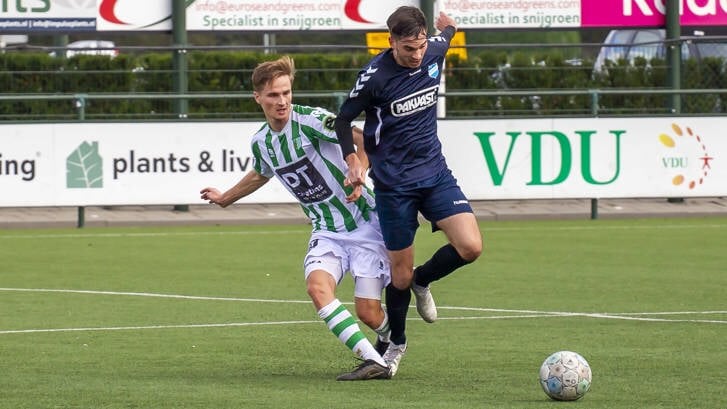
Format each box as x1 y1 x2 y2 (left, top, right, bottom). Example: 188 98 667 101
391 272 413 290
456 238 482 262
306 280 331 304
462 242 483 262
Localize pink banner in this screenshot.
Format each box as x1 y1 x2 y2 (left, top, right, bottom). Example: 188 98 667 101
581 0 727 27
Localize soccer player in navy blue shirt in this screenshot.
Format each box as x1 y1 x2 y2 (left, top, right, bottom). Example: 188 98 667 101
335 6 483 376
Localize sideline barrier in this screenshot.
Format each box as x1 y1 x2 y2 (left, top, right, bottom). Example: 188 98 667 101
1 117 723 226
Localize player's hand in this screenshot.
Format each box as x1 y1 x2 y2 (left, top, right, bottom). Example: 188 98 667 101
435 11 456 32
345 184 363 203
344 153 366 186
200 187 222 205
344 153 365 202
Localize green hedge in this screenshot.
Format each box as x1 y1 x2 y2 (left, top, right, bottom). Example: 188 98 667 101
0 50 724 120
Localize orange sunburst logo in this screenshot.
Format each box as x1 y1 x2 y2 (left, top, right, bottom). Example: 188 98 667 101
658 123 713 190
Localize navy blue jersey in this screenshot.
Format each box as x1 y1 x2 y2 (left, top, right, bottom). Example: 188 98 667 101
337 27 456 190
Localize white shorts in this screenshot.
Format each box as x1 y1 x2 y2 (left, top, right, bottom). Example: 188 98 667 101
303 215 391 300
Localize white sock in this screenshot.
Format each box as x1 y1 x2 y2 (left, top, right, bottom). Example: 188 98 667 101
374 309 390 343
318 299 386 366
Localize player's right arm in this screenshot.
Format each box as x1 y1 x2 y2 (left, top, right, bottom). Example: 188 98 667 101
334 117 365 189
200 170 270 208
342 126 368 203
336 68 375 192
352 126 368 171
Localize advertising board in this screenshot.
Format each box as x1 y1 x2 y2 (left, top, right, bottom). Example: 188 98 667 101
1 118 722 206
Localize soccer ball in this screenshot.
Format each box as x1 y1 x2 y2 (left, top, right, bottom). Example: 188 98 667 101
538 350 592 401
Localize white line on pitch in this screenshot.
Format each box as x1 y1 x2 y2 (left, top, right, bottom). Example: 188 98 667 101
0 320 320 335
0 230 309 240
2 288 725 320
0 314 564 335
0 287 311 304
439 305 727 316
2 312 725 336
436 314 727 324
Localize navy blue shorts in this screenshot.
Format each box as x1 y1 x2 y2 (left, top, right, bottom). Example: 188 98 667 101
374 169 473 251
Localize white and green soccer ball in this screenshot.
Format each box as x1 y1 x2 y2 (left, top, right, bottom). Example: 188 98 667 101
538 350 592 401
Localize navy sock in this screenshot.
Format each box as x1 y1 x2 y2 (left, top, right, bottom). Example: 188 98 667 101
385 283 410 345
414 244 471 287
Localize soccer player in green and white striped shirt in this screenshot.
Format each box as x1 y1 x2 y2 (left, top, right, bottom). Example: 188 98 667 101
250 102 376 234
200 56 393 381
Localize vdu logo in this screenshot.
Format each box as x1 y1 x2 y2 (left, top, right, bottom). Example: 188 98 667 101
67 141 103 188
658 123 714 191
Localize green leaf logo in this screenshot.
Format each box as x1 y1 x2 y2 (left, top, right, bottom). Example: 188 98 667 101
67 141 103 188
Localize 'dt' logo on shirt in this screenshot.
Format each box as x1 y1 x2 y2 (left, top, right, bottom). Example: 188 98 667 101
276 157 332 204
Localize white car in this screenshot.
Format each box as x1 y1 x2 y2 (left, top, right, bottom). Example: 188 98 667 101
50 40 118 58
594 29 727 73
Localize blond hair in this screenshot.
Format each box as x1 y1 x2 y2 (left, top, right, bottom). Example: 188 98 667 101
251 56 295 92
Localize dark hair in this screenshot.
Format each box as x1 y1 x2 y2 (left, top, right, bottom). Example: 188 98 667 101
251 56 295 92
386 6 427 39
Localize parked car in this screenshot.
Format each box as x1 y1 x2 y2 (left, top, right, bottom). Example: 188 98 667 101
49 40 118 58
594 28 727 72
594 28 727 113
0 34 28 49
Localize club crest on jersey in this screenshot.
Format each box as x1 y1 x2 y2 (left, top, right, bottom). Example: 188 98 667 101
390 85 439 117
428 63 439 79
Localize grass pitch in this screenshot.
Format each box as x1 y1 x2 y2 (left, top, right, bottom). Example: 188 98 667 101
1 217 726 408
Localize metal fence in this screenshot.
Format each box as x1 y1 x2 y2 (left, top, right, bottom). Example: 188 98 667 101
2 35 727 121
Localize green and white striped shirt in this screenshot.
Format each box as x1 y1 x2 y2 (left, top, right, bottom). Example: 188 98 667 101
252 104 375 233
